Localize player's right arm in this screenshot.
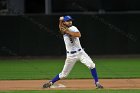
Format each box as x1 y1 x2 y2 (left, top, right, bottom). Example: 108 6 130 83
59 17 64 32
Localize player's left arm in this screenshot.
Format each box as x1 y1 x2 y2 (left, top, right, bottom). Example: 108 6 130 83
65 31 81 38
65 26 81 37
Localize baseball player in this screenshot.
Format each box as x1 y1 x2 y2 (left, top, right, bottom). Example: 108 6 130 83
43 15 103 89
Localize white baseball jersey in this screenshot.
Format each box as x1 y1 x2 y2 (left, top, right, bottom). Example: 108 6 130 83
63 26 82 52
59 25 95 79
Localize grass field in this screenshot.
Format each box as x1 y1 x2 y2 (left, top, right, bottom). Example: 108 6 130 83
0 58 140 80
0 58 140 93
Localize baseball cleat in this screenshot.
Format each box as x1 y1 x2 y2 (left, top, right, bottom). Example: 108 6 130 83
43 82 53 88
96 82 103 89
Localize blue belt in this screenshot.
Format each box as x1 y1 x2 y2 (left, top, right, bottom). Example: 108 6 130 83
67 49 81 54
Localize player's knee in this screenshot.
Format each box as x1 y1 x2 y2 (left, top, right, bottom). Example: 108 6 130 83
59 73 68 79
61 75 68 79
88 63 95 69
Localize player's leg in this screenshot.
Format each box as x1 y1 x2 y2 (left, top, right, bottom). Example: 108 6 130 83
79 51 103 89
43 56 77 88
59 57 77 79
51 57 77 83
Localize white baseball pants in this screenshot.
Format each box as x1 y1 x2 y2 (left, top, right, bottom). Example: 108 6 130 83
59 49 95 79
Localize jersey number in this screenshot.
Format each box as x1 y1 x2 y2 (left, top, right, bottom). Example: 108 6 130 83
69 37 73 43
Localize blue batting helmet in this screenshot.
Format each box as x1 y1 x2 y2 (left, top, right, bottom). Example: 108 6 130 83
63 15 73 21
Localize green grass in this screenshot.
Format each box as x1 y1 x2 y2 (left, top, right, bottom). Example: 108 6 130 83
0 58 140 80
0 90 140 93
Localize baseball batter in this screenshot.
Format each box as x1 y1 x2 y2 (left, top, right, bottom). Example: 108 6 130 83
43 15 103 89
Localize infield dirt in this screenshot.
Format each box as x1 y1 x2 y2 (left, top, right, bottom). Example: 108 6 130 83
0 79 140 90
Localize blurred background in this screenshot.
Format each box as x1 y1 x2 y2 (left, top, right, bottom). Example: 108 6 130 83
0 0 140 57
